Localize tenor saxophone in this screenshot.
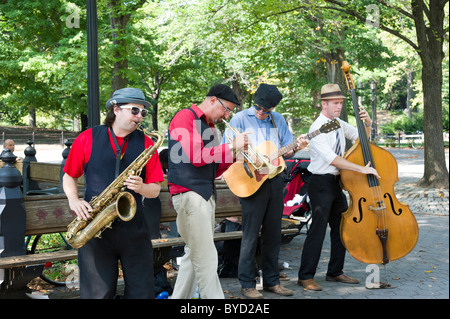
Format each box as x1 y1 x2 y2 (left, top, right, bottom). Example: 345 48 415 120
65 125 164 249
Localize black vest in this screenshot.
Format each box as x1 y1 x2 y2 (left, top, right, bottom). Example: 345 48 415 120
84 125 146 211
168 108 219 201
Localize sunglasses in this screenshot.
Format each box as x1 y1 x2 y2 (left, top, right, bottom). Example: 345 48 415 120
120 105 149 117
253 105 271 114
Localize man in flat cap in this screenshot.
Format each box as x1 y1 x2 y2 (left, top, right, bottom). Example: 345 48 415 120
223 83 308 299
297 83 379 292
63 87 164 298
168 84 249 299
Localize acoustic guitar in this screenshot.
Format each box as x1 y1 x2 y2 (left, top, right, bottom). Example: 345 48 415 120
223 118 340 197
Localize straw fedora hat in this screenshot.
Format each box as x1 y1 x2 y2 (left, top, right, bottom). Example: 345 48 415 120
320 84 346 100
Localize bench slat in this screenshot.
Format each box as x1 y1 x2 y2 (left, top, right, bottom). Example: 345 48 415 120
0 228 299 268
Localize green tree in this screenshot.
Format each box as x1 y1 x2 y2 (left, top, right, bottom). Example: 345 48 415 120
154 0 392 132
323 0 449 188
0 0 89 129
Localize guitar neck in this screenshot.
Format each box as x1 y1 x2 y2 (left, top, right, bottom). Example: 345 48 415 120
276 128 320 158
305 129 321 141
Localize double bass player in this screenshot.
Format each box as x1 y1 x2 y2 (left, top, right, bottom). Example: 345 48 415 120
297 83 380 291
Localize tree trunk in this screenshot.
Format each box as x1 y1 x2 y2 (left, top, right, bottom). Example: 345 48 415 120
108 0 131 91
418 57 448 188
412 0 448 188
80 113 88 132
232 78 247 112
151 89 159 131
28 106 36 127
324 49 348 123
406 70 413 120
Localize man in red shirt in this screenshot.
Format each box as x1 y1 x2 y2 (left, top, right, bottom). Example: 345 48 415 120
63 88 164 299
168 84 249 299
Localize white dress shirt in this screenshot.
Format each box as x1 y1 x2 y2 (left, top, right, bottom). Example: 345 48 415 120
307 113 359 175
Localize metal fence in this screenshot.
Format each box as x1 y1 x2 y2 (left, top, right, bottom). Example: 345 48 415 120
1 130 80 147
377 132 449 148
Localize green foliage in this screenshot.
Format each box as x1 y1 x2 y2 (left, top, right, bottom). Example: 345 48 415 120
380 112 424 135
0 0 89 126
0 0 448 136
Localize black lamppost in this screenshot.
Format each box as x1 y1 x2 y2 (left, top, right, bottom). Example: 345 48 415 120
370 80 377 141
87 0 100 128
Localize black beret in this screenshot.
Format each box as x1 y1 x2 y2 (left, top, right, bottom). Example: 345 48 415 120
254 84 283 109
206 84 240 106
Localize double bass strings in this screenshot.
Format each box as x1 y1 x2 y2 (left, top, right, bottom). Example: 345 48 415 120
350 89 388 234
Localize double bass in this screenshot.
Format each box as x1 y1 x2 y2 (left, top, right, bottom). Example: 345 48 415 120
339 61 419 265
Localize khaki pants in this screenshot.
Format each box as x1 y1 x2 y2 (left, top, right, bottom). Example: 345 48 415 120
171 191 224 299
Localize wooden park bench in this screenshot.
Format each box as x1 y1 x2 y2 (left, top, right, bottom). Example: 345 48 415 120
0 174 298 268
0 147 299 296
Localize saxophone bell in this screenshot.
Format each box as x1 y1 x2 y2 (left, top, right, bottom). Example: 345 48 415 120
115 191 136 222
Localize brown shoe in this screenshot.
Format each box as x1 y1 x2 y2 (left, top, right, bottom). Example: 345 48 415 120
279 273 290 281
326 273 359 284
297 279 322 291
241 288 263 299
263 284 294 296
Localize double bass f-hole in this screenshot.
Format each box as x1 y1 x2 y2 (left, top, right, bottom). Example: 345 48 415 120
384 193 403 216
353 193 403 224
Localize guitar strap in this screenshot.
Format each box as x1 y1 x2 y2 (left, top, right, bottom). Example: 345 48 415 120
269 113 284 148
269 113 290 182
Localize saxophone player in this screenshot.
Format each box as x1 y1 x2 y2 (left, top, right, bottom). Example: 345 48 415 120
62 88 164 299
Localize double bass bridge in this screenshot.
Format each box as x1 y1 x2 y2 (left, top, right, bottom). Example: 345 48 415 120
353 198 386 223
367 201 386 212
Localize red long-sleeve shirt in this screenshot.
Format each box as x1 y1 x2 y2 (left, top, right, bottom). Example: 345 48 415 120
168 104 234 195
64 127 164 184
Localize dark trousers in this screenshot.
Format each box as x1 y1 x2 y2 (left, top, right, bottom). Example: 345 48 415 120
78 219 154 299
298 174 348 280
238 175 285 288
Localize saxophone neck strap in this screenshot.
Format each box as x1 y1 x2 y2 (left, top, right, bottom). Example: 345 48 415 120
109 127 131 178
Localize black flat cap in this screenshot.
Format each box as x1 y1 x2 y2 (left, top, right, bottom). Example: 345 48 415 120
206 84 240 106
106 88 151 109
254 83 283 109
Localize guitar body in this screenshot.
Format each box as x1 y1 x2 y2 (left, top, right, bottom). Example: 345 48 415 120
223 141 285 198
222 118 339 198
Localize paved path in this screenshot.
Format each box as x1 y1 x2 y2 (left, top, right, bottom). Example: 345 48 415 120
219 148 449 300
